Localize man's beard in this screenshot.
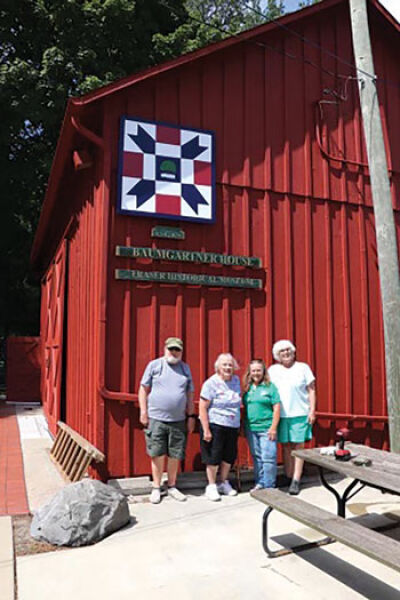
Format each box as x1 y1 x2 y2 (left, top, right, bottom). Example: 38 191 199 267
166 355 180 365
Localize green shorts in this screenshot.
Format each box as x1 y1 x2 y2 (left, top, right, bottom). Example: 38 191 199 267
278 416 312 444
145 418 187 460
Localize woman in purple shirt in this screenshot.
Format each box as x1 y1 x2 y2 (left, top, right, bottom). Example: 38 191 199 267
199 353 241 501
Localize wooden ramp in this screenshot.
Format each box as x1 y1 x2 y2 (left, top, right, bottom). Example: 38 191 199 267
50 422 105 482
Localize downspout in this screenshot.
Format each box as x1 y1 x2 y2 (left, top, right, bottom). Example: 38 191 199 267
71 116 104 150
316 412 388 422
90 113 138 407
71 109 137 479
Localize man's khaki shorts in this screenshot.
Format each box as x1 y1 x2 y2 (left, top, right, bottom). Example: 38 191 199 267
144 418 187 459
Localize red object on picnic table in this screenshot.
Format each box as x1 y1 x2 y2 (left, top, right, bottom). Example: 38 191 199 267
335 428 352 461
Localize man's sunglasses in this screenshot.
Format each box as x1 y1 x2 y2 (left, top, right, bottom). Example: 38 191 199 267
168 347 182 352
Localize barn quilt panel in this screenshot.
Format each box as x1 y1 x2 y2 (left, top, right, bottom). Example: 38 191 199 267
117 117 216 223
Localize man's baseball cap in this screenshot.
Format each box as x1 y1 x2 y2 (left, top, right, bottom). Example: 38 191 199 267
165 337 183 350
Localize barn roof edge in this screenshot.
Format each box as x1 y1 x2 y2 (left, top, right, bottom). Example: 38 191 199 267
30 0 399 274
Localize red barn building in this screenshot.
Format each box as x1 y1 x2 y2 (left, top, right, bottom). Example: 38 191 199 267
31 0 400 479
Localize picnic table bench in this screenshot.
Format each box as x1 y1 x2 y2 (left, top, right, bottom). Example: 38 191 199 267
251 488 400 572
251 444 400 572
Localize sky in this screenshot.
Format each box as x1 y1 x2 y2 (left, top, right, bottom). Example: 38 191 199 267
283 0 400 23
369 0 400 22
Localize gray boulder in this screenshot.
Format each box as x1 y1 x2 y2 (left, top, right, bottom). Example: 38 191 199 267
31 479 130 546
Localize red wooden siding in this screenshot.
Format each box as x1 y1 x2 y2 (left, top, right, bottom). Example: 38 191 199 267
36 1 400 478
103 196 396 476
63 161 106 456
98 3 400 477
41 241 67 434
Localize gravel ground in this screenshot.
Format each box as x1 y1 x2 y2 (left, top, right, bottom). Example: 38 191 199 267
12 515 67 557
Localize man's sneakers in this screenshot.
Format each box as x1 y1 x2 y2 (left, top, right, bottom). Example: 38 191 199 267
149 487 161 504
217 480 238 497
150 485 187 503
205 483 221 501
168 486 187 502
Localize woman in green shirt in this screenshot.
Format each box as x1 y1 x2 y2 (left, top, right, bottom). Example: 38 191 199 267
243 359 281 489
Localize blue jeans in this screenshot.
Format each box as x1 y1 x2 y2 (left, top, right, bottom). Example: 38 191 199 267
246 430 277 488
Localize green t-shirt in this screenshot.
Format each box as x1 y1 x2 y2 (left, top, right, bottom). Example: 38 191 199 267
243 382 280 432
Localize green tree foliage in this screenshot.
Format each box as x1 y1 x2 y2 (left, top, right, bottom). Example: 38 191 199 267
0 0 187 336
0 0 284 336
154 1 284 57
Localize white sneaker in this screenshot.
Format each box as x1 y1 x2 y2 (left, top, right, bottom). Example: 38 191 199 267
168 486 187 502
250 483 263 493
218 480 238 496
205 484 221 501
150 487 161 504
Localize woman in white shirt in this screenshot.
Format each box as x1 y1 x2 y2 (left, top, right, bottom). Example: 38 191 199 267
268 340 316 495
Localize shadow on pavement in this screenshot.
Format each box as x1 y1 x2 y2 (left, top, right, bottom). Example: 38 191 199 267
270 531 400 600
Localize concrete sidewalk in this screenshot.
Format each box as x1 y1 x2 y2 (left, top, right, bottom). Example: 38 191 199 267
8 406 400 599
0 516 14 600
0 404 66 600
15 405 65 512
17 480 400 600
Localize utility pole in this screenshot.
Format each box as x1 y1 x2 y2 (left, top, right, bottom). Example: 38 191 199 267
349 0 400 452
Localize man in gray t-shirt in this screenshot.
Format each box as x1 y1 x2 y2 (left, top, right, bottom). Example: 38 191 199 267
138 337 195 504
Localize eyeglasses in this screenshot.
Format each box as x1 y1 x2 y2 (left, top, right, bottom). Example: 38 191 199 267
168 347 182 352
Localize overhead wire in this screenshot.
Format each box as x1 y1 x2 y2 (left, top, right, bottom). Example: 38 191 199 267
159 0 352 82
243 1 373 79
241 0 400 90
159 0 400 174
162 0 400 90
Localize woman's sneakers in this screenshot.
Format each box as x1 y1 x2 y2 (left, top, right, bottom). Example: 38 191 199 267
250 483 263 493
205 481 239 501
217 480 238 497
205 483 221 501
288 479 300 495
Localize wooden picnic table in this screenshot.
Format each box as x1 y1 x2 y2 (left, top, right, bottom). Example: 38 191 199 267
251 444 400 570
293 444 400 517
